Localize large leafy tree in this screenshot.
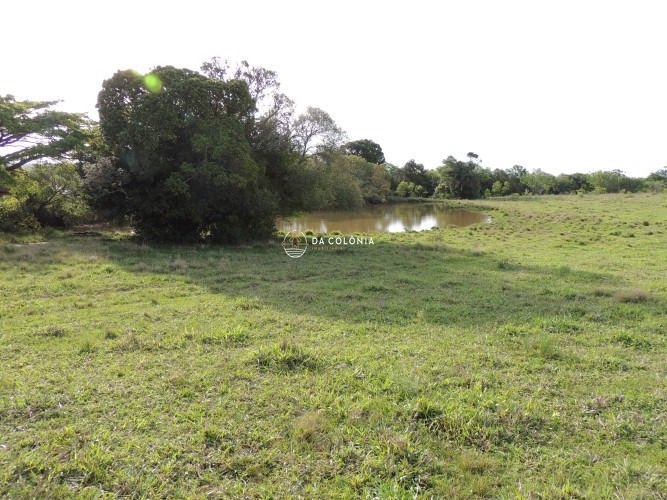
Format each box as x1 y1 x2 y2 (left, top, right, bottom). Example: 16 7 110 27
0 95 90 173
435 156 482 199
201 58 300 212
401 159 436 196
521 169 556 194
95 66 277 242
333 155 390 204
344 139 385 164
291 107 345 158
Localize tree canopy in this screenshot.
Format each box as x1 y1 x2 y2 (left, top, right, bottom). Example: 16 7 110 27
95 66 277 242
344 139 385 164
0 95 90 173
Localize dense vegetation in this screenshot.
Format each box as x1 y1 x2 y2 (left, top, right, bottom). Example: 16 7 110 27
2 59 666 242
1 193 665 496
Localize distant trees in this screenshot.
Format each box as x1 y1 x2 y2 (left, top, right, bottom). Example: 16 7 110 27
413 155 651 198
402 160 437 196
646 168 667 192
396 181 424 198
521 169 556 195
291 107 345 158
343 139 385 164
289 154 391 209
587 170 644 193
648 167 667 182
434 156 482 199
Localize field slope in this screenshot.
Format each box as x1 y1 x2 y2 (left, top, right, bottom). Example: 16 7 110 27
1 193 666 497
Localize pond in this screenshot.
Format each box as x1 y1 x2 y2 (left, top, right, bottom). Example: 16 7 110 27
277 203 489 234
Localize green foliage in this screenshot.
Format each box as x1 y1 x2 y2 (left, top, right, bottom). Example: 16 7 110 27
95 66 277 242
328 167 364 209
0 194 38 232
647 167 667 182
291 107 345 158
402 160 435 196
588 170 645 193
396 180 423 198
336 154 390 203
0 95 92 172
520 169 556 195
344 138 385 164
0 163 90 231
435 156 482 199
284 154 389 210
491 180 509 196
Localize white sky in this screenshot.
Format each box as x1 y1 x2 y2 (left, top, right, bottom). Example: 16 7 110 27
3 0 666 176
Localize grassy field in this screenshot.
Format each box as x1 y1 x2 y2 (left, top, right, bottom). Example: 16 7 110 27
1 193 665 498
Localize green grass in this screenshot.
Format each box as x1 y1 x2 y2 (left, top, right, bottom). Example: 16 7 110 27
1 193 666 497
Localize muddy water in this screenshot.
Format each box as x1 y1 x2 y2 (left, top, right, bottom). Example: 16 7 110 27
278 203 489 233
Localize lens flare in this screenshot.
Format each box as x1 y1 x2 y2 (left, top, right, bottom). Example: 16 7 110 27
144 74 162 93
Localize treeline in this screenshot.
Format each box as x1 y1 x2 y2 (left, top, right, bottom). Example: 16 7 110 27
383 154 665 200
1 59 666 241
0 60 392 240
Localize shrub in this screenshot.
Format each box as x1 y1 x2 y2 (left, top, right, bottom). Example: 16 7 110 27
0 196 39 232
1 163 91 231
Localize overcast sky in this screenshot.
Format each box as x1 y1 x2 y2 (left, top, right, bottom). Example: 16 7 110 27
4 0 666 176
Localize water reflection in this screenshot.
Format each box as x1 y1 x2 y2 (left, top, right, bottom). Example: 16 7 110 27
278 203 489 233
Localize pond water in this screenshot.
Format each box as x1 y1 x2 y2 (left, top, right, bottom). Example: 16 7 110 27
277 203 489 234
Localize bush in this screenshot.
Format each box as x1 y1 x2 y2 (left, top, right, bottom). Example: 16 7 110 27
0 163 90 231
0 196 39 232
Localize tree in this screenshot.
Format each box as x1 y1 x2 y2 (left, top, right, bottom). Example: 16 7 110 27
475 166 494 194
521 169 556 194
401 159 435 196
0 95 91 173
343 139 385 164
1 162 90 230
491 180 509 196
396 180 415 197
336 155 390 203
19 163 89 226
553 174 577 194
586 170 643 193
291 107 345 158
569 173 592 192
648 167 667 182
201 58 298 213
95 66 277 242
435 156 482 199
505 165 527 193
384 163 405 191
